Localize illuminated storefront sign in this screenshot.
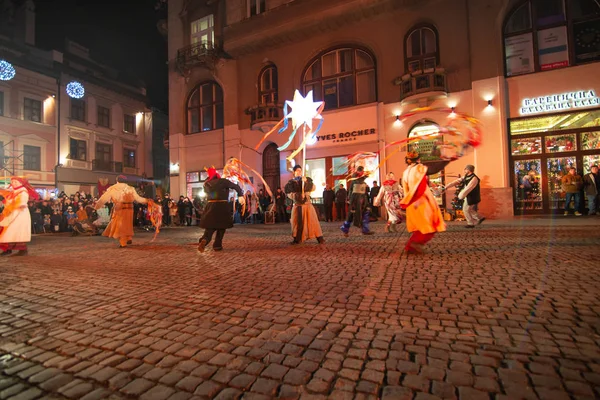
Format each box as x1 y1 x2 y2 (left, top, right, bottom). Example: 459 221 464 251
520 90 599 115
315 128 376 143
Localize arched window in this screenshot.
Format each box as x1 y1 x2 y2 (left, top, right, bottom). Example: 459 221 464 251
258 64 278 104
302 46 376 110
503 0 600 76
186 81 224 134
405 25 439 73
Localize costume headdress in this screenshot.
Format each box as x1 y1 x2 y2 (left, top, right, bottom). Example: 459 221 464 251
204 166 220 181
9 176 40 200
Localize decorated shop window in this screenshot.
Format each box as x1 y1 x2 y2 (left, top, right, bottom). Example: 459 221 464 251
581 131 600 150
514 159 542 210
511 137 542 155
584 155 600 172
547 156 577 209
544 133 577 153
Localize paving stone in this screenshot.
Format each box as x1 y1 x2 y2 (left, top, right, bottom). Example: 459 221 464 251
381 386 413 400
139 384 176 400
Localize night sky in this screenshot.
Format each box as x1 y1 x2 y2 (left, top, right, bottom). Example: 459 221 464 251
34 0 168 111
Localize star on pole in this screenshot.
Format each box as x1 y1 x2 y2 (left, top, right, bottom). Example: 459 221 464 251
285 90 323 131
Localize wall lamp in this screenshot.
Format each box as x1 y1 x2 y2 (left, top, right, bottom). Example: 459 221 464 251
451 107 455 112
487 99 493 106
396 115 400 121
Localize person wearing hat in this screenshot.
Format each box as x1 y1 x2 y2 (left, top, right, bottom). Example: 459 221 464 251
284 165 325 245
197 167 244 252
561 167 583 216
0 177 40 256
400 152 446 253
583 165 599 215
444 164 486 228
95 175 150 247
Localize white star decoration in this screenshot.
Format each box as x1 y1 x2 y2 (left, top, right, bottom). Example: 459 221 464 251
286 90 323 131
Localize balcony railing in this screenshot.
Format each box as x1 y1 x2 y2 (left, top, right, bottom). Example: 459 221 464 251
245 104 283 130
176 41 226 73
92 159 123 173
396 68 447 101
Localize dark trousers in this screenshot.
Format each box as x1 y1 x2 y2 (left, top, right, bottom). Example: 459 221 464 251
371 205 379 218
324 204 333 222
277 204 288 222
335 202 346 221
201 228 226 249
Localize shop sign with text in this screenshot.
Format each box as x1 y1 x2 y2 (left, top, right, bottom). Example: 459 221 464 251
315 128 377 144
519 90 599 115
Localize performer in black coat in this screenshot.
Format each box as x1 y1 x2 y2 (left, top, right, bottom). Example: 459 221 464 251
198 168 244 252
340 166 374 236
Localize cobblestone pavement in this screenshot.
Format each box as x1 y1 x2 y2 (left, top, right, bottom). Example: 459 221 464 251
1 219 600 400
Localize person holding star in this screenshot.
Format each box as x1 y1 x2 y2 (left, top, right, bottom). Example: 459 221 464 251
285 164 325 245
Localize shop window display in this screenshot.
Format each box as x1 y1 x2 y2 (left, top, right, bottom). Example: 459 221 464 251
581 131 600 150
511 137 542 155
514 159 543 211
583 154 600 171
545 133 577 153
547 156 577 209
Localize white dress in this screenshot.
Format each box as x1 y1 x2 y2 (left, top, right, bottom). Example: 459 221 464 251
0 187 32 243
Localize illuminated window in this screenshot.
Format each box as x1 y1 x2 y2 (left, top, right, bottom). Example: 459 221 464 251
303 46 376 110
404 25 439 73
187 81 224 133
503 0 600 76
191 15 214 48
123 148 136 168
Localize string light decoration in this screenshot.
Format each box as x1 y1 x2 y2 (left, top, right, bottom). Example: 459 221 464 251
0 60 16 81
66 81 85 99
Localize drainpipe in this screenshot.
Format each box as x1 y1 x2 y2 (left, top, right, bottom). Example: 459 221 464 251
55 76 61 191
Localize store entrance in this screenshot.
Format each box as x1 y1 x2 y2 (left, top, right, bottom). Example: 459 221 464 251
509 109 600 214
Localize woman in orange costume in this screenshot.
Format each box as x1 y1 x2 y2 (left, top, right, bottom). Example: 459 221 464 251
400 152 446 254
94 175 149 247
0 177 40 256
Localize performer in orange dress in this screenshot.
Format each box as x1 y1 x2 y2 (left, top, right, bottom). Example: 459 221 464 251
95 175 149 247
0 177 40 256
400 152 446 254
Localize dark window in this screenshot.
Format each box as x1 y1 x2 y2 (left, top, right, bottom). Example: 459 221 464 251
0 91 4 117
302 47 376 110
123 148 136 168
405 25 439 73
186 81 224 133
24 98 42 122
96 143 112 162
69 138 87 161
71 98 86 121
259 65 278 104
503 0 600 76
0 141 4 168
249 0 266 17
98 106 110 128
23 145 41 171
124 114 136 133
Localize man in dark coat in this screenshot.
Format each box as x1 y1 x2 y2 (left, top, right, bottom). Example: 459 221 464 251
198 168 244 252
335 184 347 221
322 184 335 222
340 166 374 236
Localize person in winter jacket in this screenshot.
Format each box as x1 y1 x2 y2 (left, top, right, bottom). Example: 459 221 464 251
561 167 583 216
583 165 599 215
444 164 486 228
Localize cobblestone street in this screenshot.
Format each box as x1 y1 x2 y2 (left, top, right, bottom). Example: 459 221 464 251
1 219 599 400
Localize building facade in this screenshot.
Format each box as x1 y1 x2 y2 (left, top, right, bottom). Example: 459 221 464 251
0 0 155 197
167 0 600 217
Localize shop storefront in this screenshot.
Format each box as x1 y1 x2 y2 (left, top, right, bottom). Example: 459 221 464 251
185 169 224 199
509 90 600 214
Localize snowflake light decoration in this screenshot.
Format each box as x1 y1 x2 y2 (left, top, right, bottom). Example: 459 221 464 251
0 60 16 81
66 81 85 99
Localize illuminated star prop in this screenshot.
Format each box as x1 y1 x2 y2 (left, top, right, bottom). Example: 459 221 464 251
255 90 325 161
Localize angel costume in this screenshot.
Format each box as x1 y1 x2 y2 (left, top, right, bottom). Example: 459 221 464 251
285 165 324 245
374 174 404 232
0 177 39 256
95 177 148 247
400 153 446 253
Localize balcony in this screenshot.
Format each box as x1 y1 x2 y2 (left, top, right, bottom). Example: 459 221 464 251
92 160 123 173
176 42 227 74
245 104 283 132
396 68 448 103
